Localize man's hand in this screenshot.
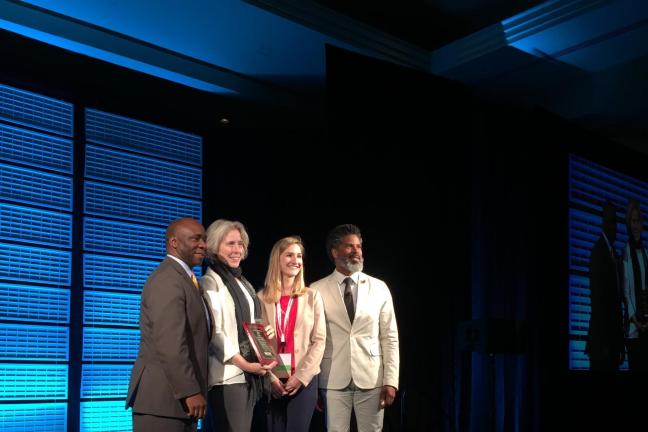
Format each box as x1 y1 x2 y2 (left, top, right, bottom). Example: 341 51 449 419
379 385 396 409
183 393 207 419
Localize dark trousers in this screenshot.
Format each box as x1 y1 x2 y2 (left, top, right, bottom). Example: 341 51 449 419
267 375 318 432
207 383 255 432
132 413 196 432
627 335 648 371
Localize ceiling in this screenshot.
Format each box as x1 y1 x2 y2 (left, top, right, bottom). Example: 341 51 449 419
1 0 647 151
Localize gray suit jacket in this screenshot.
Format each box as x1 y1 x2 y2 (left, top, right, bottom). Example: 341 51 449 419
126 257 209 419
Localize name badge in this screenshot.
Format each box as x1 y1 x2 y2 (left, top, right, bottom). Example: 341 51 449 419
273 353 292 379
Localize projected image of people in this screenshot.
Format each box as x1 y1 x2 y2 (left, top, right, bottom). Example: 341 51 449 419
586 200 625 371
623 200 648 372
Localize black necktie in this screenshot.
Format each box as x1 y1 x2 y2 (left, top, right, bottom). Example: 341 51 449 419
343 277 355 323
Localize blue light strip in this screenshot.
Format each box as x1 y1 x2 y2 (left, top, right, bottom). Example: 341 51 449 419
85 144 201 198
0 324 69 361
0 83 73 137
0 242 71 286
0 283 70 324
80 401 132 432
84 180 201 225
83 290 139 327
0 402 67 431
83 217 166 259
568 154 648 370
81 364 132 398
83 254 159 292
0 364 68 400
0 123 73 173
82 328 140 362
0 203 72 248
0 162 73 211
86 109 202 166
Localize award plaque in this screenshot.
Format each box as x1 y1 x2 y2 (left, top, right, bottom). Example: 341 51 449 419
243 322 277 366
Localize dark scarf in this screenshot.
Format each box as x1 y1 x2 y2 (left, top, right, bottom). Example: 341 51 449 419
208 258 267 400
629 235 648 324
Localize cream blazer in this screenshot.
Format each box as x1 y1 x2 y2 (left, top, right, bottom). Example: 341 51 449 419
200 267 246 386
312 271 399 390
259 287 326 386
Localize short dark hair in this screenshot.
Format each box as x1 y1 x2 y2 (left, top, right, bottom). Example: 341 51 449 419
325 224 362 261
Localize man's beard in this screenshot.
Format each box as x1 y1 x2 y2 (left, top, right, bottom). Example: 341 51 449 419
342 256 363 274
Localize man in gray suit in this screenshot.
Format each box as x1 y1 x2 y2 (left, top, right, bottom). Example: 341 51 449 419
126 217 210 432
312 224 399 432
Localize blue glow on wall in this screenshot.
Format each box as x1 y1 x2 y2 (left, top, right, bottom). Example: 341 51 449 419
0 123 73 173
0 203 72 248
86 108 202 165
0 83 73 429
83 217 166 259
0 364 68 400
80 401 132 432
568 154 648 370
0 83 73 137
0 162 73 211
0 81 202 431
0 242 71 285
83 254 159 292
0 283 70 324
85 180 201 224
83 291 139 327
85 144 201 197
81 364 132 398
0 403 67 431
0 324 69 361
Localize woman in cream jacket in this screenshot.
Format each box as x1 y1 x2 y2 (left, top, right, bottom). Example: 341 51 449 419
258 236 326 432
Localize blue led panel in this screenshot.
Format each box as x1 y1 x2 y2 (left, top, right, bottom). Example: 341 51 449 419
81 364 132 398
0 283 69 324
0 364 68 400
80 401 132 432
0 402 67 432
84 254 159 292
0 243 71 286
0 203 72 248
0 84 73 137
568 155 648 370
83 291 139 327
0 163 73 211
85 181 201 225
86 108 202 166
0 324 68 361
82 328 140 362
0 123 73 174
86 144 201 198
83 217 166 259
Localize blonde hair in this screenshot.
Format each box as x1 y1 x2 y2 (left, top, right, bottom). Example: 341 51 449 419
261 236 306 304
205 219 250 261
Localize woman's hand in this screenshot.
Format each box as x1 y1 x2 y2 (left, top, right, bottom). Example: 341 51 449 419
271 379 287 398
283 375 303 396
231 354 277 376
264 325 276 339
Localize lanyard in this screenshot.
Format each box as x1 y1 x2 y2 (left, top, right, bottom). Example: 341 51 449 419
276 296 295 351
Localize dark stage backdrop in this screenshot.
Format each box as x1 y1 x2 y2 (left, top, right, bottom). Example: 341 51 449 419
3 26 648 432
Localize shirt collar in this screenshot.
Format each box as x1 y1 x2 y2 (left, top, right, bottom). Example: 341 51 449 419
167 254 194 278
334 269 360 285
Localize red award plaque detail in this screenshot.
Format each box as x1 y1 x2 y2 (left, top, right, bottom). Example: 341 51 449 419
243 322 277 366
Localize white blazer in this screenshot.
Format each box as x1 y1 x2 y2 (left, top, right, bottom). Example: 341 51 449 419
200 267 246 386
312 271 399 390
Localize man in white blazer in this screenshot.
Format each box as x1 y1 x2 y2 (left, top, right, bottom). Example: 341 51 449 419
312 224 399 432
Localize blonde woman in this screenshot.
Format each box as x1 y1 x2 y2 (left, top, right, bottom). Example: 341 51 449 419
259 236 326 432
